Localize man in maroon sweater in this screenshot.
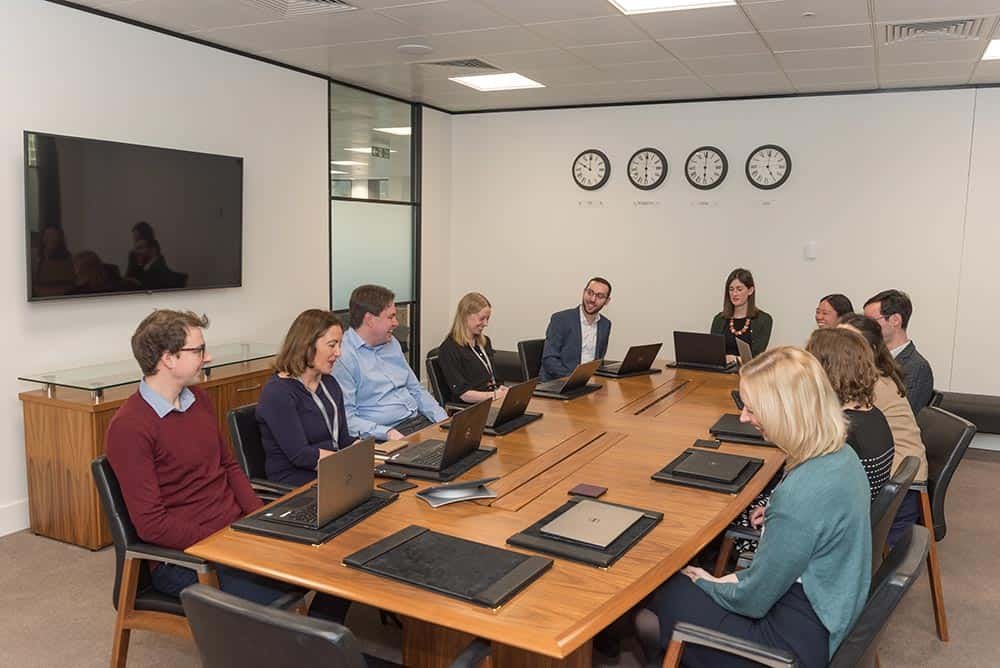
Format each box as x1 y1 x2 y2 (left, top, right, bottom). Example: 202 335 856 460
106 310 301 604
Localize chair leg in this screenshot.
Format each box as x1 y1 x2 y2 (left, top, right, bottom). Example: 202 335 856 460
714 535 734 577
919 491 949 642
662 639 684 668
111 558 141 668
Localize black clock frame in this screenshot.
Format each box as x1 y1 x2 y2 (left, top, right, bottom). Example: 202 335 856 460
572 149 611 191
685 146 728 191
745 144 791 190
626 147 667 191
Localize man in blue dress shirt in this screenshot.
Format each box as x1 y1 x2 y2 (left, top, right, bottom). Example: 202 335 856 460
334 284 447 440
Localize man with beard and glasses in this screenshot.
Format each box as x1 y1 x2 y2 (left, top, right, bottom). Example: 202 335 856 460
540 277 613 382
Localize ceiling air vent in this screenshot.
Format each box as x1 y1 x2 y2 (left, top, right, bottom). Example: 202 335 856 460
243 0 357 18
419 59 500 70
884 18 986 44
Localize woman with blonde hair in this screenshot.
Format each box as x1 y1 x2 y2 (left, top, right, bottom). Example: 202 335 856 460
437 292 508 403
637 347 871 668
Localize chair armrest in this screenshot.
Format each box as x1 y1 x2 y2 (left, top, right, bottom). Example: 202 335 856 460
445 402 471 415
724 526 761 542
127 543 211 573
669 622 796 667
910 481 928 493
450 638 491 668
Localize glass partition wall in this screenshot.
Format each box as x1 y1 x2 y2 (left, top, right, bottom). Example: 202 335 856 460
329 82 420 369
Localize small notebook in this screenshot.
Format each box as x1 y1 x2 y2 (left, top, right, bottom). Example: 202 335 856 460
540 499 645 549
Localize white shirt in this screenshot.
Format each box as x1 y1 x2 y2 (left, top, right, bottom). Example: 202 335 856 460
579 306 600 364
890 340 911 358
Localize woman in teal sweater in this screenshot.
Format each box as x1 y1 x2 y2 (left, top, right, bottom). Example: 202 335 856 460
638 347 871 668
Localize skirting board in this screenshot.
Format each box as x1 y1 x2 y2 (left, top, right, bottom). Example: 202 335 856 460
970 433 1000 452
0 499 29 539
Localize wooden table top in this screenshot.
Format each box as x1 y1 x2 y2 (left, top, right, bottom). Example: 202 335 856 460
187 365 784 659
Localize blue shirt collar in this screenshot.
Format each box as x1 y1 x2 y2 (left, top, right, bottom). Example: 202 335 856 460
139 378 196 418
346 327 388 351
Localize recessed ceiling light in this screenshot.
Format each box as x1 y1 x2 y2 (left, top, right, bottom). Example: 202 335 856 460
606 0 735 14
397 43 433 55
984 39 1000 60
330 160 366 166
330 170 348 175
449 73 545 92
345 147 398 153
373 127 412 136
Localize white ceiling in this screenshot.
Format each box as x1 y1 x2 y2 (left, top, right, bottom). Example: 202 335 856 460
78 0 1000 111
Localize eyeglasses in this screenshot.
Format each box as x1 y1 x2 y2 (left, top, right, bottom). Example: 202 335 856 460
179 345 206 357
584 288 609 301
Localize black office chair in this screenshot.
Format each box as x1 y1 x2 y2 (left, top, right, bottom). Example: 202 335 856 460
424 348 471 414
913 405 977 641
181 584 493 668
657 524 930 668
517 338 545 381
228 404 295 501
492 349 525 383
929 390 944 408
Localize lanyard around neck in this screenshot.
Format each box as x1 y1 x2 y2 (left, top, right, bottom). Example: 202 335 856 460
300 377 338 441
470 343 496 388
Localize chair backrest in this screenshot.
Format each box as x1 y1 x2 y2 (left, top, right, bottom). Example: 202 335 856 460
869 456 919 575
493 349 525 383
517 338 545 381
425 347 454 406
830 524 930 668
181 584 367 668
916 406 977 541
91 456 151 609
228 404 267 480
929 390 944 408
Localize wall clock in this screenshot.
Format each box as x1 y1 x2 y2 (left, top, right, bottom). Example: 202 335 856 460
745 144 791 190
572 149 611 190
627 147 667 190
685 146 728 190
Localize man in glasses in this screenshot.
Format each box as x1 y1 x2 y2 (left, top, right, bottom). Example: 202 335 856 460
863 289 934 412
540 277 613 382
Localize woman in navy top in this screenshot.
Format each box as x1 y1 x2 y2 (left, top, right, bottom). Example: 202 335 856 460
257 309 353 486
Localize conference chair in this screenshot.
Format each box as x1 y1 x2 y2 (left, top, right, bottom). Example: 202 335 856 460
656 524 929 668
181 584 494 668
929 390 944 408
227 404 295 502
424 348 472 414
516 338 545 381
914 406 977 642
492 349 524 384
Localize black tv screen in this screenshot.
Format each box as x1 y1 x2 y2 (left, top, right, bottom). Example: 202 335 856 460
24 131 243 301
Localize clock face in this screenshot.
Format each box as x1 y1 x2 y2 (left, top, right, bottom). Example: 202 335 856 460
572 149 611 190
745 144 791 190
627 147 667 190
685 146 728 190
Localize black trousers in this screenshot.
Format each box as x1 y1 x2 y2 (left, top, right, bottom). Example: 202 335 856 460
645 574 829 668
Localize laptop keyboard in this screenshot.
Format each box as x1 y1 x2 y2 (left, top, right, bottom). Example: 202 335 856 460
401 447 444 469
281 504 318 527
536 380 562 392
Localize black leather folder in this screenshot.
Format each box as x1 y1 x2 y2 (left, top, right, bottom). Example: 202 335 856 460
709 413 776 447
652 449 764 494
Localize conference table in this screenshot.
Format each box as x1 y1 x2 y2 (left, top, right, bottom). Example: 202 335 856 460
187 365 784 667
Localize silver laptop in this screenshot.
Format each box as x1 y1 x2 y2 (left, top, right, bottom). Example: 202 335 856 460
540 499 645 549
736 338 753 365
260 438 374 529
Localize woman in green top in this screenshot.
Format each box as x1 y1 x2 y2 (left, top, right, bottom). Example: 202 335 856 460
710 268 773 361
637 347 871 668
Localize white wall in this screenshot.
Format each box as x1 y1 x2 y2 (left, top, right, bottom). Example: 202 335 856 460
419 107 453 373
445 89 997 396
0 0 329 537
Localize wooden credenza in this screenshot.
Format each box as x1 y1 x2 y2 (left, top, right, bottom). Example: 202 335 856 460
19 357 275 550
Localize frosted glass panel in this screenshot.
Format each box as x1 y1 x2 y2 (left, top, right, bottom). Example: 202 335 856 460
331 200 413 310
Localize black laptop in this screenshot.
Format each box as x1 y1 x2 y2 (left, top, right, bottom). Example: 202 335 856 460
672 449 750 484
441 379 543 435
709 413 775 447
390 400 491 471
667 331 737 373
533 359 603 399
595 343 663 378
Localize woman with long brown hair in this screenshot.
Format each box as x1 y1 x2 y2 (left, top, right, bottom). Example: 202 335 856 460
710 268 773 361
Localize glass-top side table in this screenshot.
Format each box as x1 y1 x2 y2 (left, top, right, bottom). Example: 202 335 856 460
18 342 277 402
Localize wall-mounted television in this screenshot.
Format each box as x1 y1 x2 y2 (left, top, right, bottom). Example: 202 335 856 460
24 131 243 301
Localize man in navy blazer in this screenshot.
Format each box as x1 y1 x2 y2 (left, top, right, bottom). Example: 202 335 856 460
540 277 613 381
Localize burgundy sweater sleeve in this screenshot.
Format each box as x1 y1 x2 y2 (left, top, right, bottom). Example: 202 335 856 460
218 428 263 514
106 416 215 551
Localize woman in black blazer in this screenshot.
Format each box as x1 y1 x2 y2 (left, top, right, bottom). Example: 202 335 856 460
438 292 508 404
256 309 354 486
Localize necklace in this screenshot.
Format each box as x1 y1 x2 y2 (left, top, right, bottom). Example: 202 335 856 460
729 317 751 336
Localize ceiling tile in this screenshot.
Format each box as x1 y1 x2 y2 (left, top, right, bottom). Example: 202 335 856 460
477 0 619 24
685 52 780 76
763 24 873 51
626 4 755 39
95 0 283 32
481 49 586 70
375 1 514 35
422 25 550 54
742 0 871 31
775 46 874 69
526 15 650 47
794 80 878 93
880 76 969 88
658 32 769 59
784 66 877 85
703 71 794 94
567 40 672 66
594 58 693 80
877 34 988 65
512 65 612 86
971 59 1000 82
875 0 1000 23
879 60 975 81
267 44 332 72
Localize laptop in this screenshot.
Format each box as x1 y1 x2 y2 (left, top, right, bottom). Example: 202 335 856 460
595 343 663 378
390 400 491 471
540 500 646 549
736 337 754 365
667 331 737 373
256 438 375 529
440 379 543 435
672 450 751 484
533 359 604 399
709 413 775 447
